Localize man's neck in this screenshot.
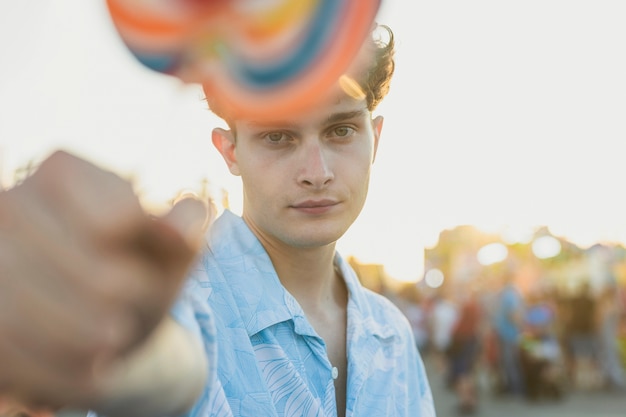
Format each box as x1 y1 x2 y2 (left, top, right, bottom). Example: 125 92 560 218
265 243 342 312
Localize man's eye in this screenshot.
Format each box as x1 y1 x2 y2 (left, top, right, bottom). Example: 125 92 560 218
267 132 285 142
333 126 355 137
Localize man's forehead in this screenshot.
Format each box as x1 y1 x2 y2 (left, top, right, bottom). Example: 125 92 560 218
238 95 370 128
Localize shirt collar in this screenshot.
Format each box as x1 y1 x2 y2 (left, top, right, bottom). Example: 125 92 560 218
207 210 300 337
208 210 391 339
336 255 397 340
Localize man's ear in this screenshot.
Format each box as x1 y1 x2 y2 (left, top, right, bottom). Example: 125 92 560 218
212 128 240 176
371 115 384 163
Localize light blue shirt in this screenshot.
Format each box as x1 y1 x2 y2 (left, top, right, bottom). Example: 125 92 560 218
173 210 435 417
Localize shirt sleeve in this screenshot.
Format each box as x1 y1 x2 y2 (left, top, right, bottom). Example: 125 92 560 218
84 278 218 417
169 276 219 417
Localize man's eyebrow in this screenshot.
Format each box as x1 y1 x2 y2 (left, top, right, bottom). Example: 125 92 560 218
246 120 298 129
324 109 368 125
245 109 368 129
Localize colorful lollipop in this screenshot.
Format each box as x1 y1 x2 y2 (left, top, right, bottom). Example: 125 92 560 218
106 0 382 119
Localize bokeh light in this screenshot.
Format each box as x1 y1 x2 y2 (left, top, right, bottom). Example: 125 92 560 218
532 235 562 259
477 242 509 266
424 268 445 288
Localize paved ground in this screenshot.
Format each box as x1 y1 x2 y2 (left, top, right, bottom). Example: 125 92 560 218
426 357 626 417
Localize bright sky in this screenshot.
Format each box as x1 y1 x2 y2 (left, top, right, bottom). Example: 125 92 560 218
1 1 625 282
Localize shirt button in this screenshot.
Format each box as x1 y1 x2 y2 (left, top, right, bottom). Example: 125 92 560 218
331 367 339 380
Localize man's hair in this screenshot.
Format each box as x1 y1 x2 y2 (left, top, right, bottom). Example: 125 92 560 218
361 24 395 112
204 25 395 123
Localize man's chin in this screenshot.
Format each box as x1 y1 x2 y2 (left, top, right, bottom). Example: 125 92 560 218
286 228 346 249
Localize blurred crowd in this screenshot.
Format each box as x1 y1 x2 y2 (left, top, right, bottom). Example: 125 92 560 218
386 262 626 414
348 225 626 414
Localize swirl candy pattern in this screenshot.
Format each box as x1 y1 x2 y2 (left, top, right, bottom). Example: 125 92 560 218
106 0 382 119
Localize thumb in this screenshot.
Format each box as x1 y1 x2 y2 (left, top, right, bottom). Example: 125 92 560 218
160 197 208 251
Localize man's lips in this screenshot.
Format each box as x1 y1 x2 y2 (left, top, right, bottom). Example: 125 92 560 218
290 199 339 209
290 199 340 215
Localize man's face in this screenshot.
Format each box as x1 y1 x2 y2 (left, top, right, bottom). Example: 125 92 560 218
213 94 383 249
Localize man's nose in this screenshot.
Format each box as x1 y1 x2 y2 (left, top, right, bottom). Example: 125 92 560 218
297 140 334 188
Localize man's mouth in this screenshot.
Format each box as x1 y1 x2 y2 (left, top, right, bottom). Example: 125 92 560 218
290 199 340 214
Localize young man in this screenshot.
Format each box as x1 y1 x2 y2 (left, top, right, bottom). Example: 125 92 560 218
168 25 434 417
0 26 435 417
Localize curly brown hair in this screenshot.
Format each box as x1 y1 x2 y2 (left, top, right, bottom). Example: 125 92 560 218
204 24 395 122
361 24 395 111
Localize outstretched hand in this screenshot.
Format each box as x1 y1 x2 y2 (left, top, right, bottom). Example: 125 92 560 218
0 151 207 407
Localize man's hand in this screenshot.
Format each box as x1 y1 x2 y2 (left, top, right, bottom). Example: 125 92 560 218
0 396 54 417
0 151 207 407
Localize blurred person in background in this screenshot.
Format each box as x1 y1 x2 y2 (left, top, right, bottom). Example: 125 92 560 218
563 281 601 390
596 284 626 391
473 274 502 397
396 283 430 354
618 309 626 370
518 287 565 401
445 284 483 415
493 272 525 397
429 286 459 372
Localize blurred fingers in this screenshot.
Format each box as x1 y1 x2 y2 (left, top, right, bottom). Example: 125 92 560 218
162 196 208 250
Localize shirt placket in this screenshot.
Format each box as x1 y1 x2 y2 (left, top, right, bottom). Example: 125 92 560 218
293 313 339 417
344 301 380 415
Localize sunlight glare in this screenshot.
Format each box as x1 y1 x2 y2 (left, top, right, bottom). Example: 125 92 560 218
477 242 508 266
